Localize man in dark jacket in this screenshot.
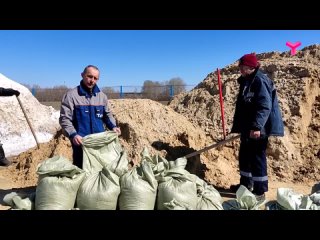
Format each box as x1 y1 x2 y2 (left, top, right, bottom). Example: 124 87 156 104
0 87 20 166
230 53 284 201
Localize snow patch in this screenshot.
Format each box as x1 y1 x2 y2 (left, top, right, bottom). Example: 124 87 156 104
0 73 61 157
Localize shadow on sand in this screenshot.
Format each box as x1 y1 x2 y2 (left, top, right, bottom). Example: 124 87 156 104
151 140 236 199
151 140 208 179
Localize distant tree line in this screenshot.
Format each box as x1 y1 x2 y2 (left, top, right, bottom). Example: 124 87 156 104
101 77 187 100
142 77 186 101
22 77 188 102
22 84 69 102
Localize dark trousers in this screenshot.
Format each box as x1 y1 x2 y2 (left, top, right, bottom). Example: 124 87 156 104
0 143 5 160
72 144 83 169
239 135 269 195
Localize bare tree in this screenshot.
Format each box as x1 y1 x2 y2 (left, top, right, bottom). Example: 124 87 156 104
32 84 41 90
167 77 186 96
35 85 69 102
142 80 164 100
53 85 68 89
101 87 120 99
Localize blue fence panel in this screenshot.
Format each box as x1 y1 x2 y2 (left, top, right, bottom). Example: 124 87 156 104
31 88 36 96
30 85 196 101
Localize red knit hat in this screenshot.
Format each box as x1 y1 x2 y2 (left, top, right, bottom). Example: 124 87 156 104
239 53 259 68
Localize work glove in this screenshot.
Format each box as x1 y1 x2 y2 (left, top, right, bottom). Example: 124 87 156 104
9 88 20 97
11 89 20 96
1 88 20 97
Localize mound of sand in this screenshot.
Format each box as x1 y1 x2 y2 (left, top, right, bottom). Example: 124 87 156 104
169 44 320 185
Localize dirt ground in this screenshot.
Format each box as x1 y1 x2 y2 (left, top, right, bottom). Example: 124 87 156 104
0 129 317 210
0 45 319 210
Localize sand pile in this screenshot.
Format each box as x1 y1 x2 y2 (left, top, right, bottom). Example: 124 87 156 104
0 73 60 157
4 99 211 187
169 44 320 185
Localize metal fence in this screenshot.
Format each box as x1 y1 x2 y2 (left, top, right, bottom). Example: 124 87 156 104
30 85 196 102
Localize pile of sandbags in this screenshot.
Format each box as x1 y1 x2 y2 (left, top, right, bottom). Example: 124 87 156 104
3 132 223 210
32 131 128 210
119 147 223 210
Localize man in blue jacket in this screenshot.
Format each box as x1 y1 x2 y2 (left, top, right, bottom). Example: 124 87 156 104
230 53 284 201
59 65 121 168
0 87 20 166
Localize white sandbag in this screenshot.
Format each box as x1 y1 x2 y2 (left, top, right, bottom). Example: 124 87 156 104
223 185 265 210
35 156 85 210
76 167 120 210
163 199 193 210
140 147 169 178
309 191 320 205
277 188 303 210
3 192 35 210
194 176 223 210
82 131 128 176
119 160 157 210
157 168 197 210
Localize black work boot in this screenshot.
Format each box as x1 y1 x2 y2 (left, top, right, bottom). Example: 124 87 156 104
0 144 11 167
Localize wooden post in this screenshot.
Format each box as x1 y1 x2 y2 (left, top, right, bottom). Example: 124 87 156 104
183 135 240 159
217 68 226 140
16 96 40 149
